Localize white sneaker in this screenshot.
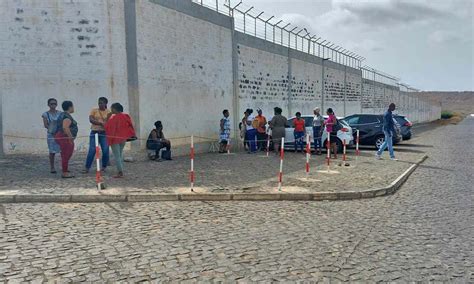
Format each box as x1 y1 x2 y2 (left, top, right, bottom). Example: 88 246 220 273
375 154 382 160
390 158 398 161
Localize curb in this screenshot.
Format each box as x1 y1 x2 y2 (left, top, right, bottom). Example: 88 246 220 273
0 155 428 203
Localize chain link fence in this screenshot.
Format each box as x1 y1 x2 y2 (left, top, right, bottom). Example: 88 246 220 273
193 0 415 89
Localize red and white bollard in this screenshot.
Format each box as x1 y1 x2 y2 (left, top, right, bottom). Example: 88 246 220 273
342 139 347 162
266 135 270 157
95 133 103 190
326 131 331 171
190 135 195 192
278 137 285 191
305 133 310 176
356 129 360 157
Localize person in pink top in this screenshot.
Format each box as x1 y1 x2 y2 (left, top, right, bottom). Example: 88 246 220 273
324 108 338 159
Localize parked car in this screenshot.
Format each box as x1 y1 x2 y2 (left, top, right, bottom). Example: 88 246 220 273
342 114 402 149
394 115 413 140
282 115 354 152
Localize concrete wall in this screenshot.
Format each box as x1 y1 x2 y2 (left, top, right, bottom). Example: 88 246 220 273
0 0 127 154
0 0 441 154
237 42 290 119
135 0 233 144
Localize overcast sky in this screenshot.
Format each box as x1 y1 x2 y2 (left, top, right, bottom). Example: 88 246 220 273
236 0 473 91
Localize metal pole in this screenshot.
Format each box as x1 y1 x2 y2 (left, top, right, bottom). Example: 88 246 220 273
281 23 290 46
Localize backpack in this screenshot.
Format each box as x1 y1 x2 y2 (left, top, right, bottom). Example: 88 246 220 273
331 118 342 134
161 149 172 160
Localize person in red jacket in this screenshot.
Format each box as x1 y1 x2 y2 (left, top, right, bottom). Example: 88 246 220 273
105 103 136 178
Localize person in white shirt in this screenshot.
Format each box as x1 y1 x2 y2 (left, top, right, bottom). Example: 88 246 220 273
312 107 324 155
243 108 257 153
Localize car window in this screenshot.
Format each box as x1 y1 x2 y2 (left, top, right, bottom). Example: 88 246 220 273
304 117 313 127
340 120 349 127
394 116 406 124
359 115 379 124
344 116 360 125
287 119 294 128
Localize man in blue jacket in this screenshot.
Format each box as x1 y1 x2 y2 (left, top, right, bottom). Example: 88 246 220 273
376 103 398 161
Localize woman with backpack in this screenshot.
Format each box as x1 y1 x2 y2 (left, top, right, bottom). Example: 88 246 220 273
54 101 78 178
41 98 61 174
324 108 339 159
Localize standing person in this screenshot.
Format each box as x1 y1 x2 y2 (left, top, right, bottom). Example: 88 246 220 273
41 98 61 173
240 111 249 151
219 109 231 153
244 109 257 153
324 108 338 159
105 103 136 178
255 108 267 151
146 121 172 161
269 107 288 154
293 112 306 153
376 103 398 161
312 107 324 155
54 101 78 178
84 97 111 173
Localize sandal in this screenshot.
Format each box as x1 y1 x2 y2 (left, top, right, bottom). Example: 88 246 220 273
61 173 75 178
113 172 124 179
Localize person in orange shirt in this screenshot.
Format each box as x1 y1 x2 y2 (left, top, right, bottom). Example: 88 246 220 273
255 108 268 151
293 112 306 153
84 97 111 173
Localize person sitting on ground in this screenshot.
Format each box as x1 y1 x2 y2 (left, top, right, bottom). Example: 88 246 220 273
219 109 231 153
105 103 136 178
146 121 172 161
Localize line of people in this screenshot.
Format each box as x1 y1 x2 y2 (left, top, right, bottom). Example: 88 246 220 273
42 97 172 179
220 106 341 158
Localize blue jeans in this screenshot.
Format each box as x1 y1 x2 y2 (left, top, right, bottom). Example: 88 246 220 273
377 130 395 158
245 129 257 153
294 131 305 152
313 126 322 150
85 131 110 169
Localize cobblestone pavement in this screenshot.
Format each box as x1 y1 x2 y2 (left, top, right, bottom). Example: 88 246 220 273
0 136 425 196
0 118 473 282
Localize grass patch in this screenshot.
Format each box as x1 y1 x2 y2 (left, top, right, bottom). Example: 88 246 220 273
441 110 453 119
437 111 463 126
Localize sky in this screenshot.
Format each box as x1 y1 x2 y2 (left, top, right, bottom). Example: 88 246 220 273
232 0 473 91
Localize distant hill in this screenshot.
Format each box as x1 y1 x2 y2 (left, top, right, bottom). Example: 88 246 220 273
416 91 474 115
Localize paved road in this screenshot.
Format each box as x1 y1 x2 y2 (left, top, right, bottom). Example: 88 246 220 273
0 118 473 282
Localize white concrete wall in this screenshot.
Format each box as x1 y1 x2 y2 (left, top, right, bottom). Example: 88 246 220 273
237 44 289 119
0 0 127 154
135 1 233 144
361 80 375 114
0 0 441 154
323 66 346 116
290 58 323 117
345 70 362 116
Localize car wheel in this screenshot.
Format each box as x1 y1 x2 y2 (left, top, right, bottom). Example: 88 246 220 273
375 135 385 149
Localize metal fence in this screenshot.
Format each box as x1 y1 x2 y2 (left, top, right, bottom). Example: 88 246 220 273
193 0 413 89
